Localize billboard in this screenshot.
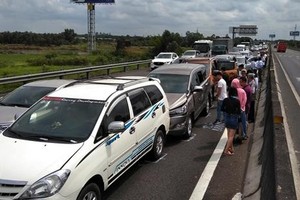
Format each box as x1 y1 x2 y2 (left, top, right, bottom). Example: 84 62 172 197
71 0 115 3
238 25 257 36
229 25 257 36
290 31 300 36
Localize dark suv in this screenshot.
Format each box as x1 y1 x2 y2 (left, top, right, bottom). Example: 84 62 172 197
149 63 212 138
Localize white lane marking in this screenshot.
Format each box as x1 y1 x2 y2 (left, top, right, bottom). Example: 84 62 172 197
189 129 227 200
275 54 300 106
297 77 300 82
273 54 300 199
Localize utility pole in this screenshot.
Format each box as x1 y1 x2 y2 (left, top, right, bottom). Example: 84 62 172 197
87 3 96 52
294 24 297 41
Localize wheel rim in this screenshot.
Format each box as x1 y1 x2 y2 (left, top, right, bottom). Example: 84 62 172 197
83 191 97 200
206 100 210 113
155 134 163 155
187 117 192 137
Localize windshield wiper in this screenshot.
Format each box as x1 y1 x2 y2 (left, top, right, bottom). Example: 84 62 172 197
0 102 29 107
26 135 78 143
5 128 24 138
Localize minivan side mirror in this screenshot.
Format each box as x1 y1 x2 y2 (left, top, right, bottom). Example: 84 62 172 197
194 85 204 91
108 121 125 135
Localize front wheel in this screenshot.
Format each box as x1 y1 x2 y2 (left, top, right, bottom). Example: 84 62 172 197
183 116 193 139
149 129 165 160
77 183 101 200
201 98 210 117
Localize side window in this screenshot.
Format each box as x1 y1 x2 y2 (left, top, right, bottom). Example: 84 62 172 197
95 95 130 141
191 72 200 89
106 95 130 124
144 85 163 105
197 71 204 83
129 89 151 116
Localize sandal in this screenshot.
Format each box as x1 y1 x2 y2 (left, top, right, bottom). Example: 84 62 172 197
223 151 234 156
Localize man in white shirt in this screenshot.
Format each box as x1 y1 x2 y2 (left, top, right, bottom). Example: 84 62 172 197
214 71 228 124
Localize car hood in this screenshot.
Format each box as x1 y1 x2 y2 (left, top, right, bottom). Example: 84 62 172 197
0 135 82 183
165 93 187 109
0 105 27 125
152 58 173 63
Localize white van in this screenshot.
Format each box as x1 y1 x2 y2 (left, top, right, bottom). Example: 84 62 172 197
0 77 170 200
236 44 246 52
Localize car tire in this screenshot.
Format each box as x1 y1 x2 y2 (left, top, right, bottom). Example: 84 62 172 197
201 97 210 117
77 183 102 200
149 129 165 160
183 116 193 139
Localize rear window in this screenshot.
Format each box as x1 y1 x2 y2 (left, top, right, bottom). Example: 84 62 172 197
149 74 189 94
216 61 235 70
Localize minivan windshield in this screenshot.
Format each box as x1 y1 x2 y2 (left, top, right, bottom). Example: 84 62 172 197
5 96 104 143
0 86 55 108
149 74 189 93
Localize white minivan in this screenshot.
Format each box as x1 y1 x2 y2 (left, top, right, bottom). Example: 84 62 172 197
0 77 170 200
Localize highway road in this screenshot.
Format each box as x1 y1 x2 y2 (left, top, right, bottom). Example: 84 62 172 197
273 48 300 199
102 68 250 200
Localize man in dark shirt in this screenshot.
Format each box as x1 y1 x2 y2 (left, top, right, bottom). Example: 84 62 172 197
239 76 252 118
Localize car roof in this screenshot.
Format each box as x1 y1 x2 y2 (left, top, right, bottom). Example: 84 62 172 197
149 63 205 75
213 54 235 61
23 79 76 88
158 52 176 54
184 50 198 52
47 76 153 101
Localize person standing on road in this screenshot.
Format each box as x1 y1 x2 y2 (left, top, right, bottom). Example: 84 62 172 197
221 87 241 155
214 71 228 124
231 78 247 140
240 76 252 118
247 73 256 123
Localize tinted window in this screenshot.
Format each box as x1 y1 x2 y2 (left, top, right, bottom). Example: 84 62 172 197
96 95 130 141
149 74 189 94
129 89 151 116
7 97 104 143
1 86 55 108
106 95 130 123
191 70 206 90
144 85 163 105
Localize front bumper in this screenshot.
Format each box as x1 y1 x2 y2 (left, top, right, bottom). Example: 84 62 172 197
168 114 188 136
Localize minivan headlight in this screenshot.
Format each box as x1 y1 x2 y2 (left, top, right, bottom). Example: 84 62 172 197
20 169 70 199
170 105 187 115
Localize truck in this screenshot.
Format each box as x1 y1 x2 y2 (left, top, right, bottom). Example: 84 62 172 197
212 38 233 56
192 40 213 57
277 41 287 52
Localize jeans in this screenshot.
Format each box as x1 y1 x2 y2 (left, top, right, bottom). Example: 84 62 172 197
216 100 224 121
240 111 247 137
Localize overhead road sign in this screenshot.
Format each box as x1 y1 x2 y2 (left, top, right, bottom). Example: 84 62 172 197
229 25 258 36
290 31 300 36
238 25 257 36
269 34 276 38
71 0 115 3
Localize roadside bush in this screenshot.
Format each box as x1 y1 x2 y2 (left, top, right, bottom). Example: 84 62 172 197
27 57 89 66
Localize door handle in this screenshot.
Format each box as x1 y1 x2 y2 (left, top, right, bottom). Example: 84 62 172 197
152 111 156 118
129 127 135 134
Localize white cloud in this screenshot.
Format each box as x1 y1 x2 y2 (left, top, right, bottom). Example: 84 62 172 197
0 0 299 40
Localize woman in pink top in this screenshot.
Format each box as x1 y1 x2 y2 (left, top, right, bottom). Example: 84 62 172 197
231 78 248 140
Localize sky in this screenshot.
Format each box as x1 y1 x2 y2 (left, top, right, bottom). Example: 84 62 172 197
0 0 299 40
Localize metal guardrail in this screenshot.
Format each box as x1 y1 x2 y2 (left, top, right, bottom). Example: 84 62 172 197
0 59 152 85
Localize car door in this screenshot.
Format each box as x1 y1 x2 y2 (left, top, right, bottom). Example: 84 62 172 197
191 69 206 118
103 94 136 184
127 88 156 145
